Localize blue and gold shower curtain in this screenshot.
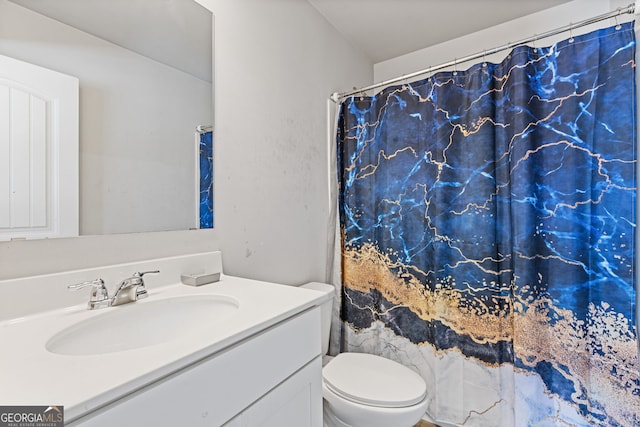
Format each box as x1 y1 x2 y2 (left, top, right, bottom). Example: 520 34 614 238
199 130 213 228
337 23 638 426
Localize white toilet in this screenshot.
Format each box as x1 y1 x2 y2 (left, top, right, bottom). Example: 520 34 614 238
302 282 429 427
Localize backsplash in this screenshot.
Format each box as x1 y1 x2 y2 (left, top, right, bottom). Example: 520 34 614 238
0 251 222 321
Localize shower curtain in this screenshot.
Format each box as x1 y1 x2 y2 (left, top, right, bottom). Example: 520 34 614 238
336 23 638 426
199 130 213 228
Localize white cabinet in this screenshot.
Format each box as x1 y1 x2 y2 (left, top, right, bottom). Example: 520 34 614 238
223 357 322 427
69 308 322 427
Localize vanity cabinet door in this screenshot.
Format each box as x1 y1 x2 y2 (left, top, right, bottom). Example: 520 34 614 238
232 356 322 427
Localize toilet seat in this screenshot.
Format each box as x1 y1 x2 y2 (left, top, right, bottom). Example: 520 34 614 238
323 353 427 408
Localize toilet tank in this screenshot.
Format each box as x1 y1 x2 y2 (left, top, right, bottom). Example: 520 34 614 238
300 282 334 355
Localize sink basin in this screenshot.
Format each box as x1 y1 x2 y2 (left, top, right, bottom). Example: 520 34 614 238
46 295 239 356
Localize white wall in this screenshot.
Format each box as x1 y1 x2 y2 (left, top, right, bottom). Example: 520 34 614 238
197 0 372 284
374 0 627 83
0 0 372 283
0 0 211 235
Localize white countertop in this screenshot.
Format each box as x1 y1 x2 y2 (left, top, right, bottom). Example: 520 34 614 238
0 275 327 422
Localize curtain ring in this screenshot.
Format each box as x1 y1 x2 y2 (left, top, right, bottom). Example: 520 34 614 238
615 9 622 30
569 25 574 43
453 58 458 76
482 50 488 67
403 74 412 91
532 35 539 54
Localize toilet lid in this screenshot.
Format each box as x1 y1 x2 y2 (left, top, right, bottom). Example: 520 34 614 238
323 353 427 408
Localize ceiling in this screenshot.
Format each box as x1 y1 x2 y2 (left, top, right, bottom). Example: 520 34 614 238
308 0 573 63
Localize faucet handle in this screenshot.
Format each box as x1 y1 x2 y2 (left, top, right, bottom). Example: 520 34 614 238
68 279 110 310
134 270 160 278
132 270 160 299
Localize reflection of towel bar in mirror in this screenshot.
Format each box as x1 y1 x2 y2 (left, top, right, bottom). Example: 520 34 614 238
2 0 214 237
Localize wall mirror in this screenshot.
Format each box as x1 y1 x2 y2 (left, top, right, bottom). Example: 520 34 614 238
0 0 213 238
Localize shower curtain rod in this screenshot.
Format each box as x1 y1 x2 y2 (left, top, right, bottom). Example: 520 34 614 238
330 3 637 103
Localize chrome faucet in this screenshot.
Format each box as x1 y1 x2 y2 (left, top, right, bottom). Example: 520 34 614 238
111 270 159 306
68 270 160 309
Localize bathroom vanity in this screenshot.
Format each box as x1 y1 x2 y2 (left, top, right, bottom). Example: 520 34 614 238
0 252 327 426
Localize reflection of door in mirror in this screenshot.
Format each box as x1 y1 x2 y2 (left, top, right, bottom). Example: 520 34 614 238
0 54 79 241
